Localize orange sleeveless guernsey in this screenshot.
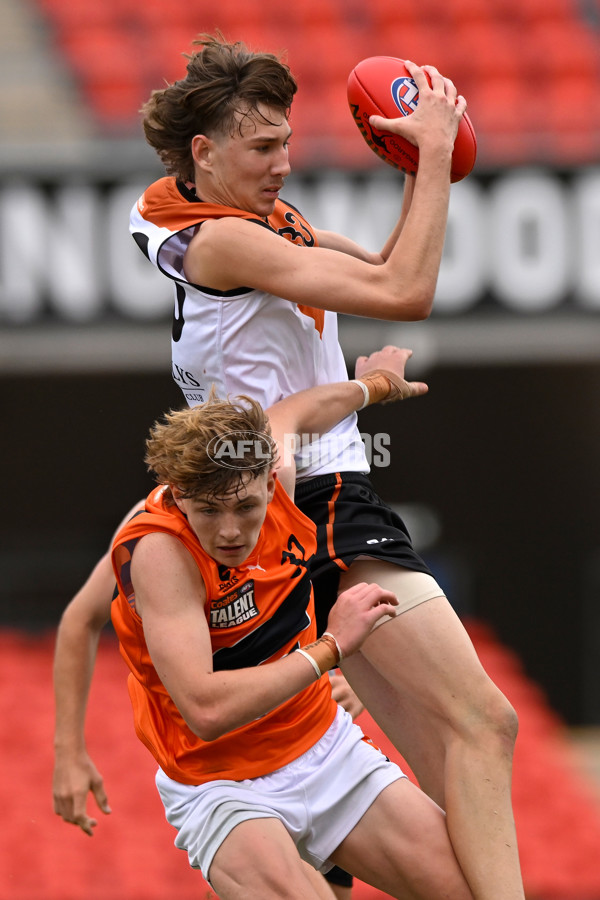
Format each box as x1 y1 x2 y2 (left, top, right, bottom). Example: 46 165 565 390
111 482 337 785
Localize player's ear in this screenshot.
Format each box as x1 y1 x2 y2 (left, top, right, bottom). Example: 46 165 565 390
265 469 277 504
192 134 214 170
170 485 187 513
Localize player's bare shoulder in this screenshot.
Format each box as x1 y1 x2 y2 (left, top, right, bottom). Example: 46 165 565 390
184 215 285 291
130 531 206 615
184 216 249 288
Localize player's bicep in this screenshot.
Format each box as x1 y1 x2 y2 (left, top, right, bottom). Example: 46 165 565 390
130 534 214 719
185 216 385 314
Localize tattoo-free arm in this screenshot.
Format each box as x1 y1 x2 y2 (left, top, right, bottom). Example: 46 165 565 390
52 554 113 835
53 500 145 834
132 535 397 741
266 346 428 496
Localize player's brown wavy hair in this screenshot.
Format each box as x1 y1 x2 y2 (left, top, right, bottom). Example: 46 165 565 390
144 394 277 505
141 32 297 183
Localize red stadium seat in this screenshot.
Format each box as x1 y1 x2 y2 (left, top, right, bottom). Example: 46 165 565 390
293 22 373 89
57 28 146 126
467 74 528 135
465 74 536 164
444 0 491 25
366 0 425 30
141 26 198 85
373 20 461 74
36 0 123 31
133 1 200 34
259 0 347 30
537 74 600 161
451 20 526 80
526 20 600 80
519 0 581 22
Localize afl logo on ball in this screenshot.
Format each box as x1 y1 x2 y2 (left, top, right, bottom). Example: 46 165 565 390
391 77 419 116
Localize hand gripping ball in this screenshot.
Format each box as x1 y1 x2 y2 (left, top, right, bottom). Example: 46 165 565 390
348 56 477 182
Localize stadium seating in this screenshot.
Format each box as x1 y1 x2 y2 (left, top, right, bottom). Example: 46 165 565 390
3 623 600 899
31 0 600 167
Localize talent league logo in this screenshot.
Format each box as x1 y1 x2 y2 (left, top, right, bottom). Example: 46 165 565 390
391 77 419 116
210 581 258 628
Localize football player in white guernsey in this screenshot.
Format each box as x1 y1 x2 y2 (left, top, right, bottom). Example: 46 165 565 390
90 35 525 900
128 35 524 900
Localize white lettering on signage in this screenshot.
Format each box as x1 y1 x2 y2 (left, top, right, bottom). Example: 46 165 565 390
1 169 600 323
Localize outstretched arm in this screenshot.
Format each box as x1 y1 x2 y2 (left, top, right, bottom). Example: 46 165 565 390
53 500 144 835
266 345 427 496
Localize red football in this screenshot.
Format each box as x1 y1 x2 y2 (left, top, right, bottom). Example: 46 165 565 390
347 56 477 183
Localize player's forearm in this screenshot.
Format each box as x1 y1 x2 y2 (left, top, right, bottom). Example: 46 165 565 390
379 174 416 262
53 607 102 753
54 553 115 752
314 228 379 262
316 173 416 266
269 347 424 447
384 149 452 313
177 640 338 742
310 173 451 321
269 381 367 444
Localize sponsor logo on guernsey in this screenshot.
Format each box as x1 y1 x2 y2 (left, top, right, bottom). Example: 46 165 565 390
210 580 258 628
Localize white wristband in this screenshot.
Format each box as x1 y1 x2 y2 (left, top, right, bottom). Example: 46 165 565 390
349 379 370 410
296 648 322 679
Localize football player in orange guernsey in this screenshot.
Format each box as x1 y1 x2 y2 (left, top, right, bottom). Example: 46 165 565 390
108 357 475 900
57 347 473 899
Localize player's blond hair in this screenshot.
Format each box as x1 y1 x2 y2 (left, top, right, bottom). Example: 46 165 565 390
145 395 277 505
141 32 297 183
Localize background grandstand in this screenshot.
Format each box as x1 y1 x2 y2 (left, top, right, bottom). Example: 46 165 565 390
1 1 600 897
9 0 600 166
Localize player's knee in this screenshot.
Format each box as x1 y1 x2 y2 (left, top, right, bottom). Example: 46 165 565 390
493 690 519 753
464 681 519 759
262 863 325 900
211 854 320 900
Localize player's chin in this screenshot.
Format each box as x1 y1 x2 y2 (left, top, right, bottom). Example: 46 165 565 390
214 546 246 565
257 193 279 214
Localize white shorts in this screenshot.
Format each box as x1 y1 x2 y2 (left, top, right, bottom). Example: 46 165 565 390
155 706 406 883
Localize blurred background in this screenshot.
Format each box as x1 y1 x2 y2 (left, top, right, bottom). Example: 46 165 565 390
1 0 600 897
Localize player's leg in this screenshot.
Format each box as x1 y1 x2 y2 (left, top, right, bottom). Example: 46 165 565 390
324 865 353 900
209 818 333 900
306 863 340 899
330 777 472 900
339 560 524 900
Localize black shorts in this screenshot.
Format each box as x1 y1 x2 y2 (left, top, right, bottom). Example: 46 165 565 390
325 865 354 888
294 472 432 634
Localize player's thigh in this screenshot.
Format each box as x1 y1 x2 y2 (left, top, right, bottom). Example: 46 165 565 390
209 818 326 900
330 779 471 900
340 646 447 802
339 560 502 721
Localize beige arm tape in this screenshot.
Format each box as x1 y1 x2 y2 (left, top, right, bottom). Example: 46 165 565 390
354 369 412 406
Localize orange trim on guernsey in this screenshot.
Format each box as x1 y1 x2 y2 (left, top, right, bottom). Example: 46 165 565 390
137 177 325 337
297 304 325 338
137 177 254 231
